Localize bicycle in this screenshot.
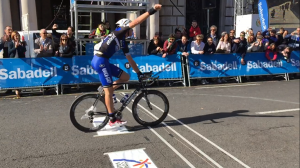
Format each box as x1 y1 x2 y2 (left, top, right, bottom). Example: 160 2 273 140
70 71 170 132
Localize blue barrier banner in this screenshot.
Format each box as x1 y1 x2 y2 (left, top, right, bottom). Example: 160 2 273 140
241 52 300 75
109 55 182 81
1 51 298 89
189 54 240 78
0 57 72 89
68 54 182 84
258 0 269 31
189 51 300 78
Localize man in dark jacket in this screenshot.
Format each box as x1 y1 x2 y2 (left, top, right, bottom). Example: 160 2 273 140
1 26 13 58
232 31 247 65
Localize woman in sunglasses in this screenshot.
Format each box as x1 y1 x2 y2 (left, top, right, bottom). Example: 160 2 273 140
162 34 178 58
55 34 74 58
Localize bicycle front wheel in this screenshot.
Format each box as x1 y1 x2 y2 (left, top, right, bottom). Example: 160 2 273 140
70 94 109 132
132 90 169 127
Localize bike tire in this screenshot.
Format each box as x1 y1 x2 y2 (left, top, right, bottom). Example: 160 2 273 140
132 90 169 127
70 94 109 132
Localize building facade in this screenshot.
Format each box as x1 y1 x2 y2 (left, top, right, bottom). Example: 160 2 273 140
0 0 257 39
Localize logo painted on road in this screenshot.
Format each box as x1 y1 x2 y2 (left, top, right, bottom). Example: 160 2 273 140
113 158 151 168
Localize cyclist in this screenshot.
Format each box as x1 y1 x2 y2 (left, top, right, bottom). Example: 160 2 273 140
91 4 162 128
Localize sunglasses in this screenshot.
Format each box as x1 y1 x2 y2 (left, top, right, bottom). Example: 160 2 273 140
211 29 216 31
169 38 175 40
230 31 234 33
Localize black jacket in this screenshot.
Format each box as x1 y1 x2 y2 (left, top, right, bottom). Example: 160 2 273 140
7 41 26 58
203 43 216 54
148 40 163 55
232 38 247 58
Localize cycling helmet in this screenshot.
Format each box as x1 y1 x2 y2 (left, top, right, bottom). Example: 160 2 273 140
116 18 132 27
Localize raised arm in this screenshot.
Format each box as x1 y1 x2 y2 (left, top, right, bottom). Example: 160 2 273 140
128 4 162 28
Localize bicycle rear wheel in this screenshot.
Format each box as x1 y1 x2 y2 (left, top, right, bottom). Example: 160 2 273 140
70 94 109 132
132 90 169 127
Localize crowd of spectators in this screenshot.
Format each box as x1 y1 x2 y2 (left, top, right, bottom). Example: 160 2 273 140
147 20 300 84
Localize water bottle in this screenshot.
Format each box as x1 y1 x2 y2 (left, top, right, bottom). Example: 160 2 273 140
112 94 117 104
120 94 129 104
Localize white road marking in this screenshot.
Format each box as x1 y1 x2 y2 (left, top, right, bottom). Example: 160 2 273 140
169 93 300 105
255 108 300 114
195 83 260 89
122 93 223 168
132 93 251 168
122 100 196 168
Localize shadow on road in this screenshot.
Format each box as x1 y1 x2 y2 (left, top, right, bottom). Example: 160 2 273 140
126 110 294 131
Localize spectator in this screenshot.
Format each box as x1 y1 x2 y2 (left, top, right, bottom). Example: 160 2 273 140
8 31 26 58
95 23 109 38
191 34 205 55
162 34 178 58
291 27 300 36
52 25 76 53
55 34 74 58
216 32 231 53
245 28 254 39
290 27 300 50
281 47 292 62
34 29 53 57
181 26 188 37
262 32 270 50
0 38 4 51
148 35 163 55
189 20 201 41
206 25 219 46
246 35 255 51
1 26 13 58
229 30 236 52
265 43 278 61
204 37 216 54
7 31 26 99
51 24 61 54
232 31 247 65
176 35 191 57
174 28 182 40
264 29 278 44
283 30 289 38
255 31 262 40
248 35 264 52
176 35 190 86
105 21 111 33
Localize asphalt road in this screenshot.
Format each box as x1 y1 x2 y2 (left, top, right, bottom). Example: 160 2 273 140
0 80 299 168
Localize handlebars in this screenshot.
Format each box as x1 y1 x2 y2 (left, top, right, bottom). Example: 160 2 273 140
139 71 159 86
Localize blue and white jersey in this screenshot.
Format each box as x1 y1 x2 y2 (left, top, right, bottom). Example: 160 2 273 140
94 26 130 58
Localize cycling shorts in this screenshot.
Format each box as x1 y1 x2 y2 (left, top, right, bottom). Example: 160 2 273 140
91 56 123 87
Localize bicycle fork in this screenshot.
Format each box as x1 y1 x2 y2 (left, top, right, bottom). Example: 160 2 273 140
143 91 153 110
